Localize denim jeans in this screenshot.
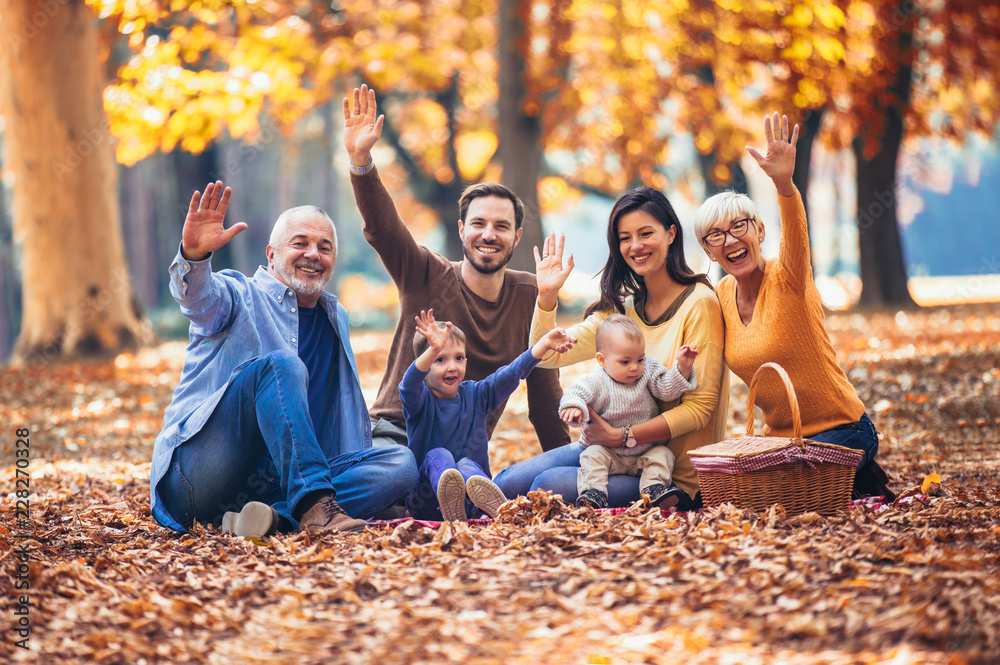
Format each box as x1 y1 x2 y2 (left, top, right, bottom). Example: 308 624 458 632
407 447 489 520
494 442 702 510
157 351 418 530
809 414 879 468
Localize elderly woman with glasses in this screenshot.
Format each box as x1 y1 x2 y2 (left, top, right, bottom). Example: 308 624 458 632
694 112 895 502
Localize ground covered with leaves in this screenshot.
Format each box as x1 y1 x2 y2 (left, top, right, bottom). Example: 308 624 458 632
1 304 999 664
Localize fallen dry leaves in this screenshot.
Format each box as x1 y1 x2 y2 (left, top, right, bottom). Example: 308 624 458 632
1 303 999 664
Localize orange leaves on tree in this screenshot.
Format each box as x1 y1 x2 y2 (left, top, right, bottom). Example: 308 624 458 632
89 0 1000 208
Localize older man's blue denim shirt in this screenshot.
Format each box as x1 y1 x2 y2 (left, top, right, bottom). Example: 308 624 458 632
150 247 372 530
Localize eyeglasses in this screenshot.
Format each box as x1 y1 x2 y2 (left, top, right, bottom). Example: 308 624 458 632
702 218 754 247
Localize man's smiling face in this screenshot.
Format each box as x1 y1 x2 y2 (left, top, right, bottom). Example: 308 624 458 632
266 212 336 303
458 196 522 275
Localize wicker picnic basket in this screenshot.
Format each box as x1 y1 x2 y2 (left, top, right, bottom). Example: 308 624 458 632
689 363 863 516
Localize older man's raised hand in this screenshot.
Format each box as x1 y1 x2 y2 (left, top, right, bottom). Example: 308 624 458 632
180 181 247 261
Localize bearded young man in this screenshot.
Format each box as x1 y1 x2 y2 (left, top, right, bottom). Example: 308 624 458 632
149 182 417 538
342 85 570 461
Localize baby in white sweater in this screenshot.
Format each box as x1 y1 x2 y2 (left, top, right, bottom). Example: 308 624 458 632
559 315 697 509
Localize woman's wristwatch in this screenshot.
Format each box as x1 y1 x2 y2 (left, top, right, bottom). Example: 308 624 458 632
622 425 637 448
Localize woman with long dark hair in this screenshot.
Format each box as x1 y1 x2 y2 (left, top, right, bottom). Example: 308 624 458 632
493 187 729 509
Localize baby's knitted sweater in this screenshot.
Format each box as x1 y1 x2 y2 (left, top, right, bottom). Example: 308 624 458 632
559 356 697 456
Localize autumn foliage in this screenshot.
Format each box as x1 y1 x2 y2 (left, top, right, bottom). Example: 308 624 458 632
96 0 1000 194
2 304 999 663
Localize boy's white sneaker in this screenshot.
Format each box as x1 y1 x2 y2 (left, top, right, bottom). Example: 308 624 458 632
437 469 467 521
465 476 507 519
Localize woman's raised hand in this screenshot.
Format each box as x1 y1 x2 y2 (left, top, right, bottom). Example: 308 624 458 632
533 233 575 311
746 112 798 198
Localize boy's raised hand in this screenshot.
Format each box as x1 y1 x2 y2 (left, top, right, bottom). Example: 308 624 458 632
414 309 452 352
560 407 585 427
676 344 698 377
531 327 577 359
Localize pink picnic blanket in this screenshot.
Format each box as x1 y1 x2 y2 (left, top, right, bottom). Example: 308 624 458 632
367 496 902 529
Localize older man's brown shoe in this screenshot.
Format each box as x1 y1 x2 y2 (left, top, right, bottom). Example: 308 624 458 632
298 495 367 533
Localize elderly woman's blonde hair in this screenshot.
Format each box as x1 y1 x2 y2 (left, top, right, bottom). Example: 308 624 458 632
694 191 761 249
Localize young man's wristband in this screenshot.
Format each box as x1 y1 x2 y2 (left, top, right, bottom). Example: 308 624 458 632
349 159 374 176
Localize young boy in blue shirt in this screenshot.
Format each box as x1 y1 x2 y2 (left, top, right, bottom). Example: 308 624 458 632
401 309 576 521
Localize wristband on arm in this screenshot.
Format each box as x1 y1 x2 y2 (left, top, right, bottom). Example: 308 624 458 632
349 159 374 176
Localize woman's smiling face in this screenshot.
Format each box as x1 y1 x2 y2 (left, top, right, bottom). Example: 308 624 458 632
703 215 765 280
616 210 676 278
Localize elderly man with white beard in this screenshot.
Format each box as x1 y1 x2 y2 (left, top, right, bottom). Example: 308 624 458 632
149 181 418 538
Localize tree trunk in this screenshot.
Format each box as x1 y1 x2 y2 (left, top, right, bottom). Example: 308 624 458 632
698 154 750 197
792 108 824 277
498 0 544 272
691 65 749 198
119 162 159 310
379 83 467 262
792 108 824 222
0 166 15 362
436 75 467 262
0 0 152 362
434 187 469 262
852 15 918 310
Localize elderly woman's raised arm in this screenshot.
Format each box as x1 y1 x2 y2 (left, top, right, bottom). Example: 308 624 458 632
747 112 811 289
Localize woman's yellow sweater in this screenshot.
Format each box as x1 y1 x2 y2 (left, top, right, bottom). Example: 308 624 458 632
716 189 865 438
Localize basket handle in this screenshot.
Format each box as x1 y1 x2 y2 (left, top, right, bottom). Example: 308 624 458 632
745 362 803 448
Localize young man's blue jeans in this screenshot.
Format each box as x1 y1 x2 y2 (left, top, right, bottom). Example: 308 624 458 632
157 351 417 530
407 447 489 520
494 442 702 510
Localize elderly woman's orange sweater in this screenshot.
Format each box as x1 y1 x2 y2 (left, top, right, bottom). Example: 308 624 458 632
716 189 866 438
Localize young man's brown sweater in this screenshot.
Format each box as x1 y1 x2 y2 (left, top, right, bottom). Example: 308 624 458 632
350 168 570 451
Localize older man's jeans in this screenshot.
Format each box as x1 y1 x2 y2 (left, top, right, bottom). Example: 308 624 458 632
157 351 417 530
494 442 702 510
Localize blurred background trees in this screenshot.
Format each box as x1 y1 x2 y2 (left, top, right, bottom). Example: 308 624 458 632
0 0 998 362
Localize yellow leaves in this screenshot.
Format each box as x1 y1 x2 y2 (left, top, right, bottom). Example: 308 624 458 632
338 275 400 317
814 4 846 29
455 130 498 182
814 36 846 63
795 78 829 109
712 163 732 184
694 130 716 155
782 4 814 28
538 176 583 215
921 473 942 494
781 37 814 61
